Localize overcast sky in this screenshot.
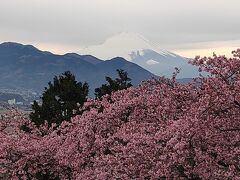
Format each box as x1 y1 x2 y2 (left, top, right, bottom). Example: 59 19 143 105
0 0 240 57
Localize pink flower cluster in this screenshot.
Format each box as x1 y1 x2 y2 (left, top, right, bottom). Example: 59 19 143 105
1 50 240 179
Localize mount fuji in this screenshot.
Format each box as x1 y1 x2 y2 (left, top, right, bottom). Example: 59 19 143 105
80 32 199 78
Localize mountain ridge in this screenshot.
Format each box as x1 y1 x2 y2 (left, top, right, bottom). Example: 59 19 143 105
0 42 155 96
79 32 199 78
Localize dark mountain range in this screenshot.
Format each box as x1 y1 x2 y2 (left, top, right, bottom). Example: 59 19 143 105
0 42 155 96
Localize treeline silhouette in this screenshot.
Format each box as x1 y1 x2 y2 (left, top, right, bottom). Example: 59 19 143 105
29 69 132 128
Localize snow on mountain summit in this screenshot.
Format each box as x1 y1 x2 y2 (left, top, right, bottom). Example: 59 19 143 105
79 32 199 78
80 32 174 60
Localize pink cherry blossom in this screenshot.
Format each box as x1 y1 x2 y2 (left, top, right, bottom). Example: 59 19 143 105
1 50 240 179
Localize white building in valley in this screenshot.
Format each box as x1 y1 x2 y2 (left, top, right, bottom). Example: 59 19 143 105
8 99 16 105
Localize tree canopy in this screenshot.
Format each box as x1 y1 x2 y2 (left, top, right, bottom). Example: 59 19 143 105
95 69 132 99
1 50 240 179
30 71 89 127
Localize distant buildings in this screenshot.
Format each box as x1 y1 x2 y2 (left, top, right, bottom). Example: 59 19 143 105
8 99 16 105
7 99 24 105
0 88 41 111
30 100 42 106
16 102 24 105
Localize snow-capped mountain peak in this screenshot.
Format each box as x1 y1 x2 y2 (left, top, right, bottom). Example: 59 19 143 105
79 32 199 78
80 32 174 60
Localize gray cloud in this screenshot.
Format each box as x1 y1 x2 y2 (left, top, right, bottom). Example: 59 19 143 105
0 0 240 51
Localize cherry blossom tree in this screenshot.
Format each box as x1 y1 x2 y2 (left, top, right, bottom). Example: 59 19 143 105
0 50 240 179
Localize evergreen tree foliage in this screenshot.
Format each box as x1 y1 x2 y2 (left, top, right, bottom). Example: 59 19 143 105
30 71 89 127
95 69 132 99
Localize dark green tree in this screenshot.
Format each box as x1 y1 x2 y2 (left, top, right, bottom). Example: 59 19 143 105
95 69 132 99
30 71 89 127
